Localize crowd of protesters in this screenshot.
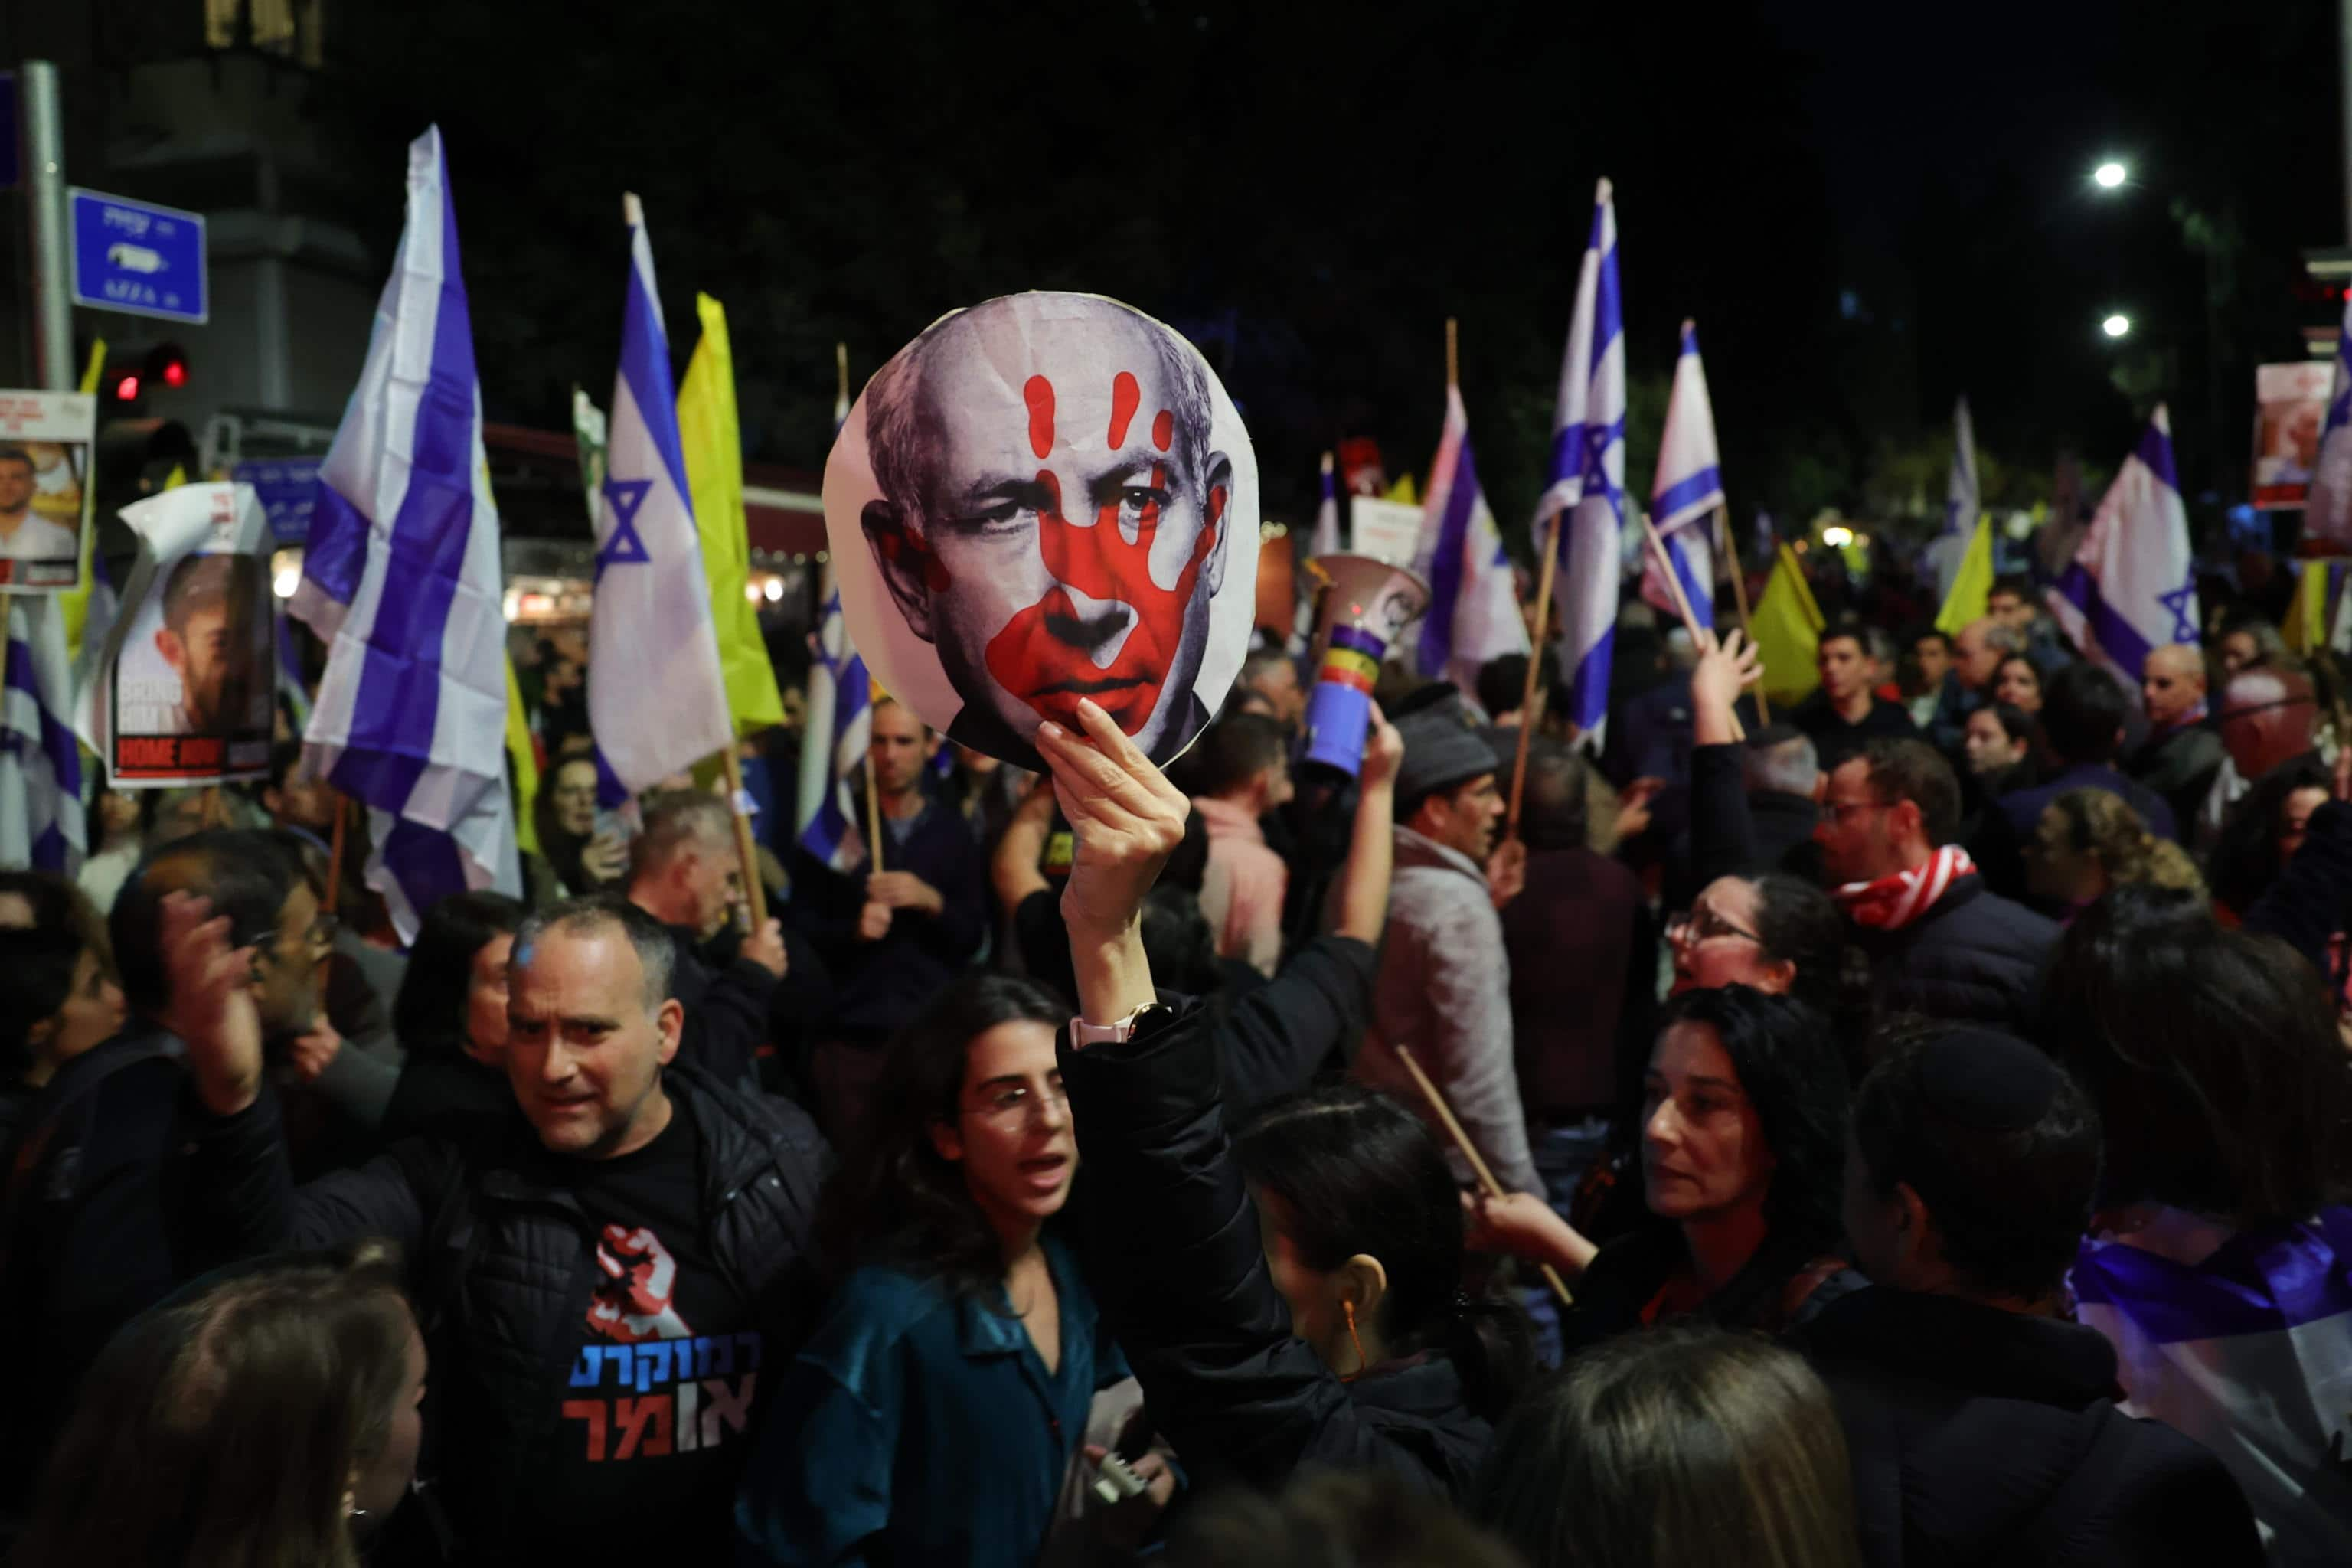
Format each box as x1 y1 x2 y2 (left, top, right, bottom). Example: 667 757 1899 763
2 548 2349 1568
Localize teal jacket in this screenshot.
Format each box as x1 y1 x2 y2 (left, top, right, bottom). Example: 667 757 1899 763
735 1234 1129 1565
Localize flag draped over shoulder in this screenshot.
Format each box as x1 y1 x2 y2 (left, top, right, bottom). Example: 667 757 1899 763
292 126 519 940
1751 543 1825 710
2047 404 2199 681
799 589 873 874
678 292 785 737
588 198 733 805
1539 177 1627 743
0 597 85 874
1415 384 1528 686
1642 321 1723 629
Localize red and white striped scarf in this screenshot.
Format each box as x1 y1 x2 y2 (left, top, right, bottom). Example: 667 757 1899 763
1834 844 1977 931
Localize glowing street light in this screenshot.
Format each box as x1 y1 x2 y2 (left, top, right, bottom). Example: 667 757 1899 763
2101 312 2133 338
2092 160 2128 190
1821 524 1855 548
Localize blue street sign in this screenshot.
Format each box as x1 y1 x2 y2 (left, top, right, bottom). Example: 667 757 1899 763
234 456 325 544
68 188 208 324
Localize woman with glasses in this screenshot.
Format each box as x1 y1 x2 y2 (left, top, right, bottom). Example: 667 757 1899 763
737 973 1174 1566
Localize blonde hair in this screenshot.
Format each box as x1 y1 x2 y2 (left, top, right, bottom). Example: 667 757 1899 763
2049 789 2204 894
1475 1323 1864 1568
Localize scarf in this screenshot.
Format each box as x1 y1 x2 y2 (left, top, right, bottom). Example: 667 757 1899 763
1834 843 1976 931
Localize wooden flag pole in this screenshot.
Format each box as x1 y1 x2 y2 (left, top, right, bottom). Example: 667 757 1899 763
1445 317 1459 390
1505 527 1560 838
1716 506 1768 724
863 755 885 874
716 743 769 927
1642 514 1742 741
1395 1044 1573 1308
835 341 849 411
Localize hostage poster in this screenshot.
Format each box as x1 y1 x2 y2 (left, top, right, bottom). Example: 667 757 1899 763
0 390 97 591
79 481 276 786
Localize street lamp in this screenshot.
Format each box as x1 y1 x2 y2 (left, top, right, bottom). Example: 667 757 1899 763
2102 312 2133 338
2092 160 2128 190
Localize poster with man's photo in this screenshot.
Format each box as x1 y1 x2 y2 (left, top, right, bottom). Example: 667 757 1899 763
77 482 275 786
2251 361 2334 511
0 390 97 590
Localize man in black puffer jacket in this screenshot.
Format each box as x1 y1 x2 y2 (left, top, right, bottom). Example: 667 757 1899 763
1816 738 2056 1031
1803 1025 2262 1567
174 895 830 1566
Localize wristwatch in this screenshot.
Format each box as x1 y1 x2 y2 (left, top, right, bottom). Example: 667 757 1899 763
1067 1001 1171 1052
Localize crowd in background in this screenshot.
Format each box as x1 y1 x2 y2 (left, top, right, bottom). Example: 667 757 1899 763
1 541 2349 1567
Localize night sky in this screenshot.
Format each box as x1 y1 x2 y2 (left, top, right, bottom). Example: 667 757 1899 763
321 0 2346 544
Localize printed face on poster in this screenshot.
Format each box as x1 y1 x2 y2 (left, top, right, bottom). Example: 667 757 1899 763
102 482 274 786
2251 361 2335 511
0 390 96 590
825 292 1257 772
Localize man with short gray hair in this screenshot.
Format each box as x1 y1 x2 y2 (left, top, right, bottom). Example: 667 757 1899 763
175 892 830 1563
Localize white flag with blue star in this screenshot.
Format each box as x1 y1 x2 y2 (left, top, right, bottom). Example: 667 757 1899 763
1641 321 1722 629
1537 177 1627 746
2048 403 2199 682
588 195 732 803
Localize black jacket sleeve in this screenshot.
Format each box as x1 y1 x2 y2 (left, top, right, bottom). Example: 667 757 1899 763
1214 935 1377 1116
1687 741 1763 892
182 1083 445 1263
2244 796 2352 976
1060 1003 1433 1491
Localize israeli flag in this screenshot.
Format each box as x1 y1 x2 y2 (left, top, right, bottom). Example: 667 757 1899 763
2305 289 2352 551
0 596 86 875
1309 450 1341 558
2074 1211 2352 1563
1415 384 1530 689
1537 177 1627 744
2048 404 2199 682
1642 322 1723 629
588 195 733 805
294 126 518 941
799 589 874 874
1926 397 1978 601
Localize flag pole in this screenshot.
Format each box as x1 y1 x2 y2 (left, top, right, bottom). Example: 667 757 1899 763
1396 1044 1573 1308
1505 521 1559 837
1642 514 1743 740
863 756 884 874
324 790 349 916
1716 507 1768 724
835 341 849 413
714 743 769 926
1444 316 1459 390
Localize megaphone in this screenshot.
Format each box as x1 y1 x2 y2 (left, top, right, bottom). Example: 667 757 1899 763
1298 553 1430 776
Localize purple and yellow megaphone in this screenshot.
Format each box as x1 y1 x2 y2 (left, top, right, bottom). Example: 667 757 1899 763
1298 553 1430 777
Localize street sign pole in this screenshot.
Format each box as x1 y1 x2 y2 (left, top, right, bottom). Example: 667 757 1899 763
21 60 72 392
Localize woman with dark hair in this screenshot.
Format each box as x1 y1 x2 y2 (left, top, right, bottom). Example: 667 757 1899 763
15 1242 426 1568
534 755 626 897
380 891 528 1143
1548 986 1860 1354
0 924 127 1138
1993 654 2044 716
1475 1323 1863 1568
2207 753 2333 918
2038 893 2352 1561
736 973 1171 1566
1033 700 1534 1502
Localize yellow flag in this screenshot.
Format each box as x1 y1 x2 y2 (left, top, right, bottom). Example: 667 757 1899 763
678 292 785 736
1386 472 1418 505
1934 518 1996 638
1752 543 1826 710
2284 559 2331 655
505 656 541 856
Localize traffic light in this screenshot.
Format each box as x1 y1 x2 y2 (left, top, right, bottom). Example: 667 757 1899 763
98 342 190 410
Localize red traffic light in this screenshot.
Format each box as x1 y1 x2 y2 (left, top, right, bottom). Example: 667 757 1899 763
161 357 187 388
113 373 141 402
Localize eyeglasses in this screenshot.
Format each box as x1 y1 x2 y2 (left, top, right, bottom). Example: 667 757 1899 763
1669 906 1762 946
965 1083 1070 1122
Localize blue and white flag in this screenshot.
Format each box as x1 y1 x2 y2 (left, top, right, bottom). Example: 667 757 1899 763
1416 384 1528 687
2304 289 2352 551
1537 177 1627 744
1308 450 1341 558
2047 403 2199 682
1925 397 1979 601
799 589 874 874
0 596 86 875
2074 1210 2352 1562
1641 321 1722 630
294 126 518 941
588 195 733 805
